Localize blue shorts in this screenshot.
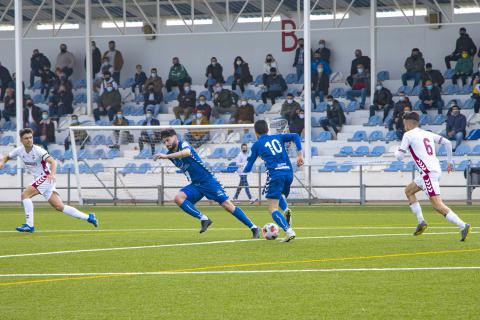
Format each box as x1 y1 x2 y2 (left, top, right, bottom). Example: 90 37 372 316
181 180 229 205
264 174 293 200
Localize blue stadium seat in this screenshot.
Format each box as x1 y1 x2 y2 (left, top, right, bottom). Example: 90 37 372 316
91 163 105 173
442 84 459 95
49 149 63 161
466 129 480 140
364 115 382 126
79 163 90 174
169 119 182 126
136 163 152 174
377 70 390 81
63 150 73 160
254 74 264 86
401 161 415 172
74 93 87 104
0 135 14 145
122 77 135 88
432 114 446 125
255 103 269 114
212 162 227 173
285 73 297 84
411 85 422 96
437 144 447 156
440 160 448 171
120 163 136 174
225 75 234 85
454 144 470 156
331 87 345 98
455 160 469 171
463 98 475 109
311 116 321 127
1 121 15 131
33 94 44 104
214 118 225 125
313 131 332 142
460 84 472 95
413 100 422 111
33 80 42 89
396 85 412 95
77 149 91 160
164 91 178 103
385 130 398 142
314 101 328 112
352 146 369 157
135 149 153 159
243 89 256 100
335 146 353 157
383 114 393 126
223 162 238 173
95 120 109 126
240 132 257 143
336 161 353 172
287 87 300 97
93 149 106 159
91 134 106 145
348 130 367 142
469 145 480 156
345 101 358 112
208 148 227 159
443 69 455 79
384 161 404 172
368 145 386 157
419 114 431 126
73 79 86 89
106 149 120 159
296 74 304 84
227 147 240 159
135 95 145 103
319 161 337 172
198 90 212 101
368 130 384 142
311 146 319 157
0 163 11 174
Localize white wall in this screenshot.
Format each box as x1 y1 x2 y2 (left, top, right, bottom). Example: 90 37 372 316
1 8 480 85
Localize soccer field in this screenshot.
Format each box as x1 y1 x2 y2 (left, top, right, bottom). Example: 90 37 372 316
0 205 478 319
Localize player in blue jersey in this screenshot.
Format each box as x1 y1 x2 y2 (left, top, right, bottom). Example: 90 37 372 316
244 120 303 242
154 128 260 238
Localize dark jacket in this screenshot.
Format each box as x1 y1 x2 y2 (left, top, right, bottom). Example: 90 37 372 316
205 63 224 84
293 47 313 67
99 89 122 109
392 99 412 121
350 56 371 75
36 120 56 142
23 105 42 126
135 71 147 86
92 47 102 75
194 103 212 119
446 113 467 136
289 114 304 135
233 63 253 83
281 100 301 122
41 70 57 85
327 101 346 125
233 104 255 123
214 89 237 109
264 74 287 93
3 94 16 114
419 86 442 103
312 72 329 93
404 53 425 73
452 34 477 56
142 118 160 126
315 47 331 63
51 91 74 114
0 65 12 85
177 90 196 109
373 88 393 106
422 69 445 87
30 53 51 71
143 90 163 107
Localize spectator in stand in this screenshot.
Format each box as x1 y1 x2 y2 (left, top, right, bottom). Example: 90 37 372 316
40 66 57 100
315 39 331 63
98 71 118 95
23 97 42 131
289 108 305 136
369 81 393 121
311 51 331 75
232 143 256 204
471 62 480 85
395 104 412 140
2 88 16 121
419 79 444 114
281 93 301 123
188 110 210 148
194 95 212 120
111 110 130 149
388 91 411 131
442 103 466 151
143 83 163 115
55 44 75 79
48 84 73 120
320 95 346 140
311 62 329 108
94 82 122 122
132 64 147 95
89 41 102 78
262 54 279 85
34 111 56 151
166 57 191 93
53 67 73 94
293 38 310 81
30 49 50 88
452 50 473 86
65 115 89 150
346 64 370 109
98 56 113 78
261 67 287 105
401 48 425 88
470 78 480 124
422 63 445 88
173 81 196 122
212 83 237 118
347 49 370 86
138 110 160 154
232 56 252 93
144 68 163 96
445 27 477 69
0 62 12 100
8 73 25 96
205 57 224 94
103 41 124 83
233 98 255 124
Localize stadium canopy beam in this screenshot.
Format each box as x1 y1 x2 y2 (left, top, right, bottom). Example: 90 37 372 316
0 0 14 23
23 0 47 37
431 0 452 23
98 0 124 34
54 0 81 36
336 0 355 28
202 0 228 32
131 0 157 34
392 0 412 25
228 0 251 31
264 0 285 30
168 0 193 32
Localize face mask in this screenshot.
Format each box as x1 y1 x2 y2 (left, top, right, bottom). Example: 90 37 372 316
327 100 333 106
452 110 460 116
104 77 111 81
355 53 361 58
376 85 382 91
271 73 277 77
146 113 152 119
149 88 154 92
241 101 247 106
211 61 217 66
60 48 66 53
319 44 325 48
72 120 79 125
184 87 190 93
27 102 33 107
426 85 433 90
462 54 469 58
287 99 293 104
151 72 157 77
299 114 305 119
42 114 48 120
266 58 272 63
199 100 206 105
196 113 203 119
317 68 323 73
357 68 364 74
399 96 405 101
60 75 66 80
117 114 123 119
107 87 113 92
299 43 304 48
216 87 222 93
236 61 242 65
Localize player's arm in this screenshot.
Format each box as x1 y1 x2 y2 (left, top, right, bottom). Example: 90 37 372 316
434 134 454 173
154 147 191 160
394 134 410 161
243 144 258 173
0 155 11 169
282 133 304 167
46 155 57 182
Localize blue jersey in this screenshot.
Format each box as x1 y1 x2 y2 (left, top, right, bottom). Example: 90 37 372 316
244 133 302 177
167 140 216 184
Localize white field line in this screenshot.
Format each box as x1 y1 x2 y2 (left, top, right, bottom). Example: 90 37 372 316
1 266 480 277
0 231 469 260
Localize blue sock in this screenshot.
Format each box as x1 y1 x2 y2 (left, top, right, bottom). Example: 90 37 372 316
279 195 288 212
232 207 254 229
272 210 290 231
180 200 204 220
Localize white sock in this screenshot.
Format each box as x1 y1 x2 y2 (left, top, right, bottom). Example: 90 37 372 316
445 211 466 230
62 205 89 221
409 202 425 224
200 215 209 221
22 199 34 227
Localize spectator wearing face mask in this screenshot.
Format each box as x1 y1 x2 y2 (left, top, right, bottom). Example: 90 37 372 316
212 83 238 118
419 79 444 114
111 110 130 149
98 71 118 95
346 64 370 109
262 54 279 85
315 39 331 63
94 82 122 121
34 111 56 151
188 110 210 148
281 93 301 123
233 98 255 124
194 95 212 120
320 96 346 139
143 83 163 115
98 56 113 78
445 27 477 69
48 84 73 119
388 91 411 131
174 82 196 122
65 115 89 151
53 67 73 94
138 111 160 154
55 44 75 79
261 68 287 105
166 57 191 93
23 98 42 131
395 105 412 140
289 109 305 136
422 63 445 89
103 40 124 83
401 48 425 88
232 56 253 93
452 50 473 86
30 49 50 88
205 57 224 94
2 88 16 121
311 51 331 76
144 68 164 95
132 64 147 95
442 104 466 151
369 81 393 121
40 65 57 100
233 143 256 204
311 63 329 108
347 49 370 86
8 72 25 96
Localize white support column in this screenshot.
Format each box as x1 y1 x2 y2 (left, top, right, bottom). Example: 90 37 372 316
14 0 23 181
303 0 312 167
370 0 377 104
85 0 93 115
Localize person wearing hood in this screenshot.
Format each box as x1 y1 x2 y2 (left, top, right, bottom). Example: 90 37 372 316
442 104 466 151
445 27 477 69
401 48 425 88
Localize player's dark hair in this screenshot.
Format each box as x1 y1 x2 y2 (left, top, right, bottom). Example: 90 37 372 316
19 128 33 137
160 128 177 139
254 120 269 135
241 143 247 148
403 111 420 123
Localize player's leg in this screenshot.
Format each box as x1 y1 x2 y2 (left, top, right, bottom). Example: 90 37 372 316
266 176 295 242
48 192 98 227
405 180 427 236
220 199 259 238
17 185 40 232
429 196 471 241
175 186 212 233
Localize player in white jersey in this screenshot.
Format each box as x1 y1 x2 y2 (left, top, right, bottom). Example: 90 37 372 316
394 112 471 241
0 128 98 233
232 143 258 204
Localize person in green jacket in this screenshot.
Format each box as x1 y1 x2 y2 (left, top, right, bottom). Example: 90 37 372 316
452 50 473 86
166 57 192 93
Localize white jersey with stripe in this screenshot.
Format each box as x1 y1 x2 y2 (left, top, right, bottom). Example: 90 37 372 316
398 127 443 174
8 145 51 178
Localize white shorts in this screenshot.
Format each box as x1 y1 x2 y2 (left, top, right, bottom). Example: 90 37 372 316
414 171 441 198
31 175 57 200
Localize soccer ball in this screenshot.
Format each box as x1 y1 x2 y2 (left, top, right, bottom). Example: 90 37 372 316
262 223 280 240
